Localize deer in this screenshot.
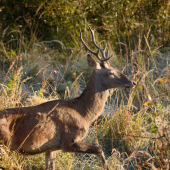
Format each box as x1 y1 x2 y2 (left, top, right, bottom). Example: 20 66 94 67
0 26 136 170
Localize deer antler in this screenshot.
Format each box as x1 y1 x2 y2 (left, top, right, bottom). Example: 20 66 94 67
79 28 100 57
79 26 113 62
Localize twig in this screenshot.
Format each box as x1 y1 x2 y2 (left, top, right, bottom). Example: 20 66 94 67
121 133 165 140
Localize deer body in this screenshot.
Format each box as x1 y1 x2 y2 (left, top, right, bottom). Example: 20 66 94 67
0 70 109 152
0 27 136 170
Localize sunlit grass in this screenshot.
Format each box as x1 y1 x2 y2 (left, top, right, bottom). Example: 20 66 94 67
0 26 170 169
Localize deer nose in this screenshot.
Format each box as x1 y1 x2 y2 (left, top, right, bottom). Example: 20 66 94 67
132 81 137 86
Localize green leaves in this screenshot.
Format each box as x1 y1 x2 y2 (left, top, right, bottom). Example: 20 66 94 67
150 122 157 134
1 0 169 49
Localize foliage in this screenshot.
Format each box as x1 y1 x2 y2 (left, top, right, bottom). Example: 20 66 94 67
0 0 169 53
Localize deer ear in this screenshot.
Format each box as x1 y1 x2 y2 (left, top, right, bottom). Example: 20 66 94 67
87 54 101 69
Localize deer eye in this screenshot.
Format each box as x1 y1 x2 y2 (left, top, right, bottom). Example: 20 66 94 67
109 71 114 76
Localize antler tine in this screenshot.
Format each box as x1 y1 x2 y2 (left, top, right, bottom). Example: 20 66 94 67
88 26 113 62
79 28 101 60
99 47 113 61
79 27 113 62
88 26 100 49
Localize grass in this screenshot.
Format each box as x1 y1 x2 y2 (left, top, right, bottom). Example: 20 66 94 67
0 27 170 169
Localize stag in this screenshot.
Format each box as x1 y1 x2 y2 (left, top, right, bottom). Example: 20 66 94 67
0 26 136 170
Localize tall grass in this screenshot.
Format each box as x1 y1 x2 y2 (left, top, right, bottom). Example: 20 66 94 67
0 26 170 169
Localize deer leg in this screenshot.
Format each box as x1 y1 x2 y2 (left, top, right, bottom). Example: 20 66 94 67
61 141 109 170
45 151 56 170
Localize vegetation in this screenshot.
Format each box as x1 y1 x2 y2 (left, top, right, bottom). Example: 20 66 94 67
0 0 170 169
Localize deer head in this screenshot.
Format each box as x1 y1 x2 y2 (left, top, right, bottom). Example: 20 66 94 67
80 26 136 91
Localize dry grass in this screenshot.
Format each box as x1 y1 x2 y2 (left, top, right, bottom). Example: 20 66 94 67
0 27 170 169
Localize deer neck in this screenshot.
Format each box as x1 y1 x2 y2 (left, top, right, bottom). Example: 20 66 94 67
75 70 109 124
